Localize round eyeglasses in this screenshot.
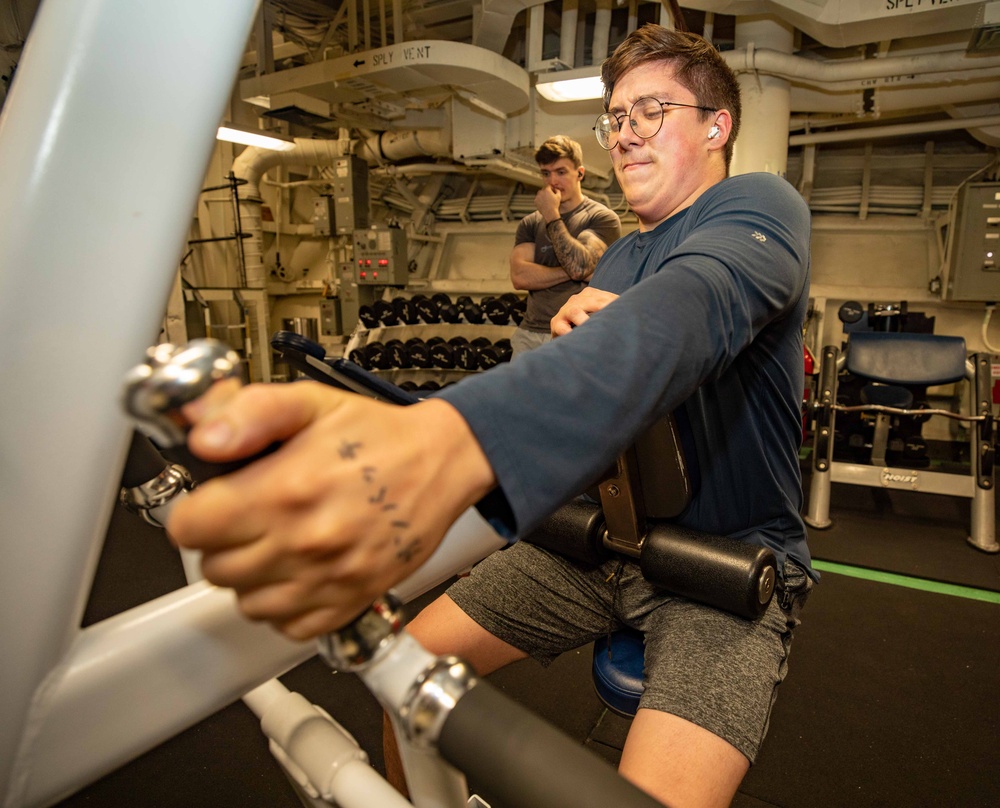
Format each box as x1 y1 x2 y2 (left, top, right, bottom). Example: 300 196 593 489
593 97 718 150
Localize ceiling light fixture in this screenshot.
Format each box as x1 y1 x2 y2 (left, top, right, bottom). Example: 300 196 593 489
535 66 604 103
216 123 295 151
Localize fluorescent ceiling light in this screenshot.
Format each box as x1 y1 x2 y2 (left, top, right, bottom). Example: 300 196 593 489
216 124 295 151
535 66 604 103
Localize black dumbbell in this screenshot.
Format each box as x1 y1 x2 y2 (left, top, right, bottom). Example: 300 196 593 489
348 346 372 370
481 295 512 325
349 341 389 370
500 293 522 320
410 294 441 324
372 300 399 327
420 380 442 392
456 296 484 325
405 337 433 369
430 293 459 323
427 336 455 369
449 336 479 371
508 296 526 325
358 305 379 330
391 296 420 325
398 380 420 393
384 338 411 369
439 301 462 323
366 340 392 370
472 337 500 370
494 338 512 363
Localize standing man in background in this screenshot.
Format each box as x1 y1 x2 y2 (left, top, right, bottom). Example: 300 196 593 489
509 135 621 355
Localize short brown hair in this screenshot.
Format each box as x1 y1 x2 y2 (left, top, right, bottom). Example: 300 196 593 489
600 25 741 170
535 135 584 169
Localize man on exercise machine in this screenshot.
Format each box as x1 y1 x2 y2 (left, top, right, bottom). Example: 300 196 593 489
169 24 816 808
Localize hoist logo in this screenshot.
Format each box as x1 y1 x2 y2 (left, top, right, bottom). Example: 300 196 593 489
881 468 918 487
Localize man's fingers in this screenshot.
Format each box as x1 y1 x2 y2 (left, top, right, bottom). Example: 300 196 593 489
186 382 348 463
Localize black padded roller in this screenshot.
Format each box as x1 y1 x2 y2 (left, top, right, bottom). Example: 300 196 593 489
521 499 608 566
639 523 776 620
439 680 663 808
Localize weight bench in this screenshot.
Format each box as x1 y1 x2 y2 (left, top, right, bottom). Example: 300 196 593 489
804 331 999 553
524 415 779 718
275 330 780 716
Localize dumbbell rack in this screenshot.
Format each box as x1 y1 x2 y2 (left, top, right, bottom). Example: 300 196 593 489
346 322 516 390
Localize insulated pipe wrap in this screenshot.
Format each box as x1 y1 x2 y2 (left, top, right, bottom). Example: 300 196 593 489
438 681 664 808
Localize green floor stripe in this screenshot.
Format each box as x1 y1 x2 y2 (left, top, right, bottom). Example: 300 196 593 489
812 559 1000 604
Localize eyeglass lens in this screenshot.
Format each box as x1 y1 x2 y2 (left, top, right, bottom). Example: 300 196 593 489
594 98 666 150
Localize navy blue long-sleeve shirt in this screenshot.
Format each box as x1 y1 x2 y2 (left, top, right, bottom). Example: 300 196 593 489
439 172 813 575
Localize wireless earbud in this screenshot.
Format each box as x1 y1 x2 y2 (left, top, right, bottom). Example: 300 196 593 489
707 125 720 139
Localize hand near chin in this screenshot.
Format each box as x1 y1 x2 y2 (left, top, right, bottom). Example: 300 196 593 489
535 185 562 220
166 382 494 640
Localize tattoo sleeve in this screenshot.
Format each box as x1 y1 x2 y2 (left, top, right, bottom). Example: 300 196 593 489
546 221 608 282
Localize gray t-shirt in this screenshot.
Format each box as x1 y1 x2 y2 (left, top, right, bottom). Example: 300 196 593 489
514 197 621 332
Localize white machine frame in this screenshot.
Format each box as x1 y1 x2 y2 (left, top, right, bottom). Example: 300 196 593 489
0 3 508 807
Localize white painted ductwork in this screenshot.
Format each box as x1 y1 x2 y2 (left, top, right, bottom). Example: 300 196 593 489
724 46 1000 90
473 0 548 53
724 44 1000 140
684 0 992 48
232 128 453 288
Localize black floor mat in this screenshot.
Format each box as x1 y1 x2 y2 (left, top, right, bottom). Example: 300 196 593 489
802 470 1000 593
739 570 1000 808
55 476 1000 807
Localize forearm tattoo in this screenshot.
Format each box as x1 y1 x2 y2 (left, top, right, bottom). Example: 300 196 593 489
339 438 422 564
546 221 607 282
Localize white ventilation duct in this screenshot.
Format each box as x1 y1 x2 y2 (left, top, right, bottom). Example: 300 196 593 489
724 46 1000 88
683 0 991 48
232 129 453 288
473 0 548 53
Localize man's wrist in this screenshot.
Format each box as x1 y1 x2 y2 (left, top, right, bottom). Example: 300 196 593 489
545 216 563 228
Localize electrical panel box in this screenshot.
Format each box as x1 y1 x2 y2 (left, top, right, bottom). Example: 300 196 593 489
313 197 335 237
353 227 409 286
332 155 369 235
319 298 339 336
945 182 1000 301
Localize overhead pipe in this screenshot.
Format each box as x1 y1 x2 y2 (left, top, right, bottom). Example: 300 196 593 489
724 45 1000 88
560 0 578 68
725 42 1000 139
789 114 1000 146
789 79 1000 117
592 0 612 62
731 17 794 178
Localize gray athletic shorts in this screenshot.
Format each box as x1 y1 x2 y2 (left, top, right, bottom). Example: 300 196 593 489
446 541 812 762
